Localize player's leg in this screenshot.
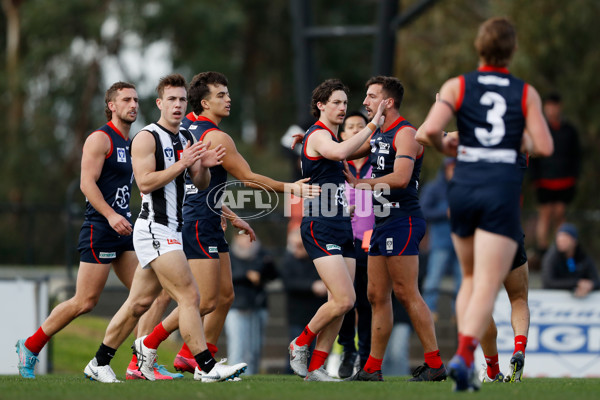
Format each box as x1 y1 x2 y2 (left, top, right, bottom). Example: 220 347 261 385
172 257 220 373
388 255 445 381
305 256 356 381
202 253 235 357
17 261 112 378
354 255 392 381
503 262 529 382
84 265 162 382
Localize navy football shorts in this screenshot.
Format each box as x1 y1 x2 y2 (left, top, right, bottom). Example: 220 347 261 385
448 180 522 243
368 216 426 257
183 218 229 260
77 220 134 264
300 219 355 261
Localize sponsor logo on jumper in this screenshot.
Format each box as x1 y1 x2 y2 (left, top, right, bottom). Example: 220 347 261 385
164 147 174 160
117 147 127 163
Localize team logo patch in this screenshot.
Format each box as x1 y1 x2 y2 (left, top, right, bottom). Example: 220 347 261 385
153 240 160 249
116 148 127 163
378 142 390 154
99 252 116 259
326 244 341 251
164 148 174 160
208 246 218 253
167 238 181 245
386 238 393 251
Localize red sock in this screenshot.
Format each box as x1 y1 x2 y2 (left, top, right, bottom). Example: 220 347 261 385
143 323 170 349
424 350 443 368
207 342 218 358
179 343 194 358
24 327 50 354
129 354 138 367
514 335 527 354
363 355 383 374
295 325 317 347
308 350 328 372
484 353 500 379
456 333 479 368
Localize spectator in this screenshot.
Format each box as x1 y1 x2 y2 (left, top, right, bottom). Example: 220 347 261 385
420 157 461 320
280 227 327 373
224 234 278 374
541 223 600 298
529 92 581 256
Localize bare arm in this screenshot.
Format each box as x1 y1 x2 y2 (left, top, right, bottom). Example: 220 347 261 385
308 100 387 161
131 131 206 194
416 78 460 154
344 127 421 190
208 130 317 197
80 131 132 236
523 85 553 157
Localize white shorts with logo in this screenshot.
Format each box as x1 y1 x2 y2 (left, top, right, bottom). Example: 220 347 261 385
133 219 183 268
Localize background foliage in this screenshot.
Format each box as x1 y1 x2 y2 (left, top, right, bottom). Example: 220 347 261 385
1 0 599 264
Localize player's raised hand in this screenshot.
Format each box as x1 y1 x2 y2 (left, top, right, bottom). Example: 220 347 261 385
200 142 226 167
180 140 206 168
290 132 305 150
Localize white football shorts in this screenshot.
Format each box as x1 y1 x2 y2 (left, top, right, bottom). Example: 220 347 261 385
133 219 183 268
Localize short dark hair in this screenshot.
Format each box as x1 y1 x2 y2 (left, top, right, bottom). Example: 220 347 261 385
104 81 136 120
156 73 187 98
365 76 404 110
339 111 368 141
311 79 349 118
544 91 562 104
474 17 516 68
188 71 229 114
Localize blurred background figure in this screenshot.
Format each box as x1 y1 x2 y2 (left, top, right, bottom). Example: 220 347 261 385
420 157 461 321
280 227 327 374
529 92 581 258
541 223 600 298
225 234 278 375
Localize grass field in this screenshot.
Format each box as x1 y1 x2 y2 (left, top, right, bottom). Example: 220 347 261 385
3 316 600 400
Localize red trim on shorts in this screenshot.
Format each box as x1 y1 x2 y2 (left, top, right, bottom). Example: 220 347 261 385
397 216 412 256
195 220 213 259
90 224 102 263
455 76 465 111
310 221 332 256
521 84 529 118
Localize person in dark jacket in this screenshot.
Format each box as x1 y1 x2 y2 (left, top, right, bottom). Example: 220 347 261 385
224 234 278 374
529 93 581 254
542 223 600 298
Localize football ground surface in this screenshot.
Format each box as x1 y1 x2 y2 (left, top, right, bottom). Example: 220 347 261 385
3 316 599 400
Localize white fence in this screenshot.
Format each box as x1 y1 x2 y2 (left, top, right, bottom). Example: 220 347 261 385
0 279 49 375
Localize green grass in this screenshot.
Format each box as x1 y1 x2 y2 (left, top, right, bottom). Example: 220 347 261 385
3 316 600 400
2 375 600 400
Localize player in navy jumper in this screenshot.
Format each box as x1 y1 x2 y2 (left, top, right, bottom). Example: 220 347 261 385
343 76 445 382
417 17 553 391
16 82 159 379
288 79 387 381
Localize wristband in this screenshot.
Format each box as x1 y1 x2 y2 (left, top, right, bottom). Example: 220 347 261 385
367 122 378 132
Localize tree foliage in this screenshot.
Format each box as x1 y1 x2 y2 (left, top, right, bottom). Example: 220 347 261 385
1 0 599 264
